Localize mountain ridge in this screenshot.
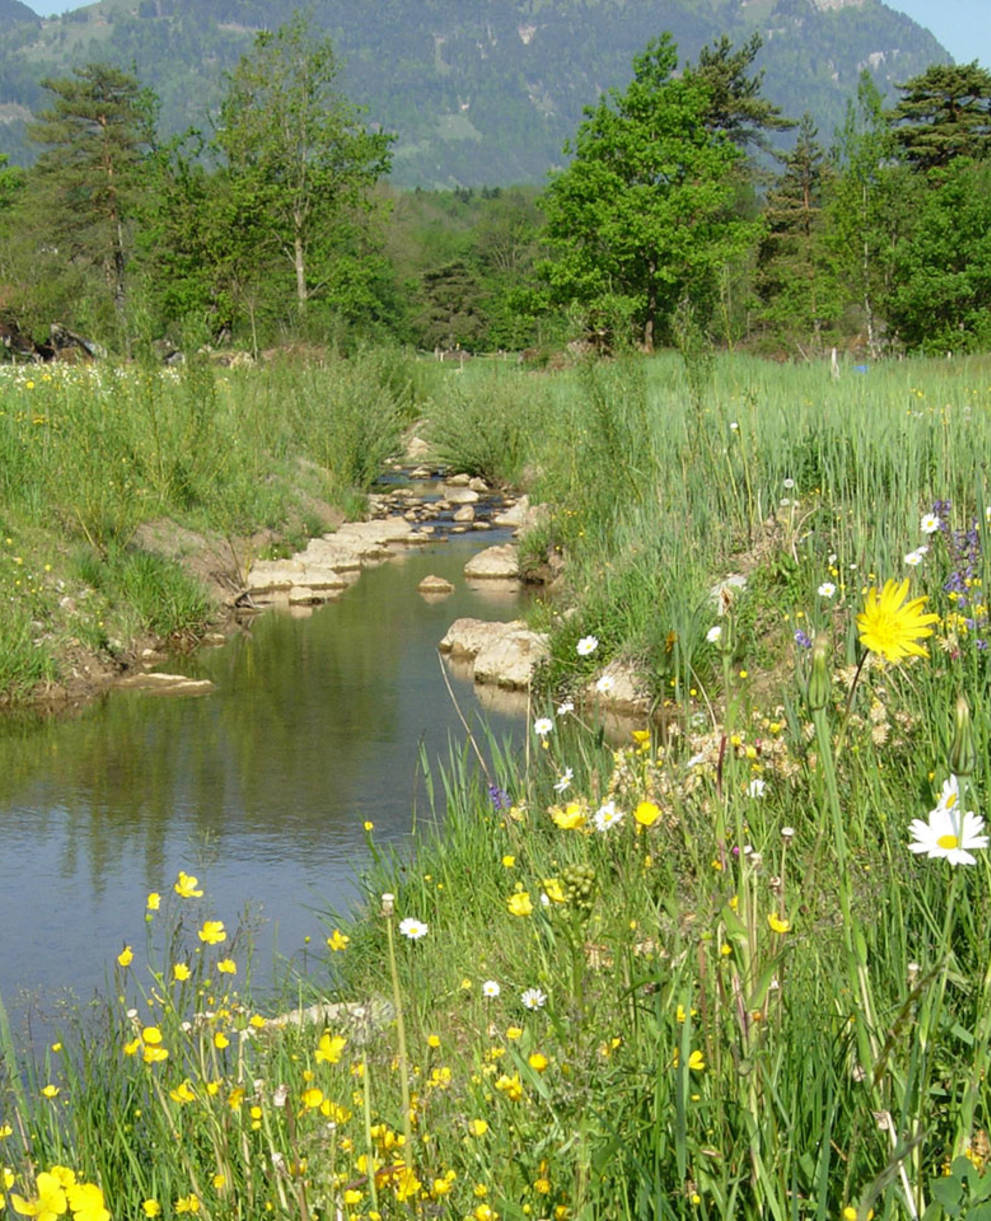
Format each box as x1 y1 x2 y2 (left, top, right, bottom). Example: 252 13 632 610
0 0 951 186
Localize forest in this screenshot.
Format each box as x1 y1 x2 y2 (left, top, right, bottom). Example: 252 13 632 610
0 14 990 361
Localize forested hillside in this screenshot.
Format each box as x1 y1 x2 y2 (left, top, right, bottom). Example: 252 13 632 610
0 0 949 186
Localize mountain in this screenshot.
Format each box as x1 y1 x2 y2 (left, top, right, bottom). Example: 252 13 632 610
0 0 951 186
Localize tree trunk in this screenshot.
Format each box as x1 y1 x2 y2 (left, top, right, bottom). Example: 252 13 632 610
294 212 307 307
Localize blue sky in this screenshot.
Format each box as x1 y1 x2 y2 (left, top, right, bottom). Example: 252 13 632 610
22 0 991 69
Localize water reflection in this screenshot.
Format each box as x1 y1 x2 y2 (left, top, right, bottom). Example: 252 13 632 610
0 533 526 1023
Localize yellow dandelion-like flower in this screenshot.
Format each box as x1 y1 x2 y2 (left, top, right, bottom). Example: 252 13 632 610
856 579 939 662
173 871 203 899
634 800 660 828
768 912 791 934
326 929 349 952
198 920 226 945
507 891 533 917
117 945 133 968
315 1033 347 1064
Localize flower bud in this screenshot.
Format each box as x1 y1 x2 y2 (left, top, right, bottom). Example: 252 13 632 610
949 694 976 778
807 637 831 712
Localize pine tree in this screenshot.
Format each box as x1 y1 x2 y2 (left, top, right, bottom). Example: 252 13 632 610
27 64 156 331
888 62 991 170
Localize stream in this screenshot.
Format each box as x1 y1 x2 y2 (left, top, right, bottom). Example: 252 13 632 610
0 514 528 1040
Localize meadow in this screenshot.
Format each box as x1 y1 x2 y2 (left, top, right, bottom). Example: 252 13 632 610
1 349 990 1219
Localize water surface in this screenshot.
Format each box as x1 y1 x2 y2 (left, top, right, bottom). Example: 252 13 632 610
0 529 526 1031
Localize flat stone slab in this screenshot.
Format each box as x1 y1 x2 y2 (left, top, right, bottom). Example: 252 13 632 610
117 672 215 696
464 544 519 580
584 660 650 715
439 617 527 658
418 575 454 595
473 627 550 689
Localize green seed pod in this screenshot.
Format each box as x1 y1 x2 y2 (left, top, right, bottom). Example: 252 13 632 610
807 636 831 713
949 694 977 778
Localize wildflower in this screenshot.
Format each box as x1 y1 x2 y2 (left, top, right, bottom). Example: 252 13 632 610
117 945 133 967
174 1194 200 1214
521 987 547 1010
553 767 574 793
783 477 795 489
40 1084 59 1099
634 800 660 828
11 1173 68 1219
921 512 941 535
501 854 515 867
170 1080 196 1104
768 912 791 933
494 1072 524 1101
174 871 203 898
533 717 553 738
217 958 236 975
904 549 925 567
576 635 599 656
528 1052 549 1073
488 784 511 810
213 1032 229 1050
507 891 533 917
550 802 586 830
556 699 574 716
594 801 623 832
817 582 836 598
173 963 191 982
794 629 813 649
909 792 987 866
468 1118 489 1136
748 778 767 799
482 980 501 999
142 1203 162 1218
595 674 616 695
398 917 428 940
687 1050 706 1071
326 929 349 951
197 920 226 945
315 1033 347 1064
856 579 939 662
542 878 567 904
706 625 722 643
146 892 161 911
301 1087 324 1109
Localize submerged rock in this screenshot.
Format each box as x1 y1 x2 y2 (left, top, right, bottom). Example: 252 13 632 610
464 544 519 580
116 672 215 696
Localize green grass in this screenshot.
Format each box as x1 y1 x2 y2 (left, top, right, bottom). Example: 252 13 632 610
1 348 990 1218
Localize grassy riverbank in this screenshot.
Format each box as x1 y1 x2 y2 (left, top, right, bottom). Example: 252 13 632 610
1 350 991 1218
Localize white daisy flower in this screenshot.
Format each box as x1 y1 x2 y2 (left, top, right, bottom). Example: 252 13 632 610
908 801 987 866
920 512 941 535
904 549 925 567
553 767 574 793
817 581 836 598
521 987 547 1010
481 980 501 998
747 778 767 799
398 917 429 940
533 717 553 737
706 625 722 643
576 635 599 656
595 674 616 696
556 699 574 716
593 801 624 832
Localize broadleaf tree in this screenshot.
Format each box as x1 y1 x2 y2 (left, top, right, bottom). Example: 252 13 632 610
539 34 760 352
213 12 394 321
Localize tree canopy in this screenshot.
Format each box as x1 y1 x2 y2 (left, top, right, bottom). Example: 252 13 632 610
887 62 991 170
540 34 759 351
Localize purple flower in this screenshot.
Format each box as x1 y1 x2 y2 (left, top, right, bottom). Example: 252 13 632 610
794 630 812 649
488 784 511 811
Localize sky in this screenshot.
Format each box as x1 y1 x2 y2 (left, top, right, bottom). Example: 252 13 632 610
20 0 991 69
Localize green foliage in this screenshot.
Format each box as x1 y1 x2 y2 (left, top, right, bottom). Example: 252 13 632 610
887 61 991 170
889 159 991 353
26 63 157 342
213 13 393 318
540 34 761 351
73 543 211 639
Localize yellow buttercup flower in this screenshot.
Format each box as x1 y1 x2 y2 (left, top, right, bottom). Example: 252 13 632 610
146 892 161 911
198 920 226 945
634 800 661 827
117 945 133 967
173 962 191 981
315 1033 347 1064
326 929 349 952
507 891 533 917
468 1118 489 1136
217 959 236 975
174 871 203 898
856 578 939 662
768 912 791 934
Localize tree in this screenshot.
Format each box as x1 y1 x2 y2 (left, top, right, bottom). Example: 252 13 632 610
27 63 156 330
824 72 918 357
540 34 759 352
755 114 836 349
684 33 794 158
888 158 991 352
214 13 394 317
887 62 991 170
